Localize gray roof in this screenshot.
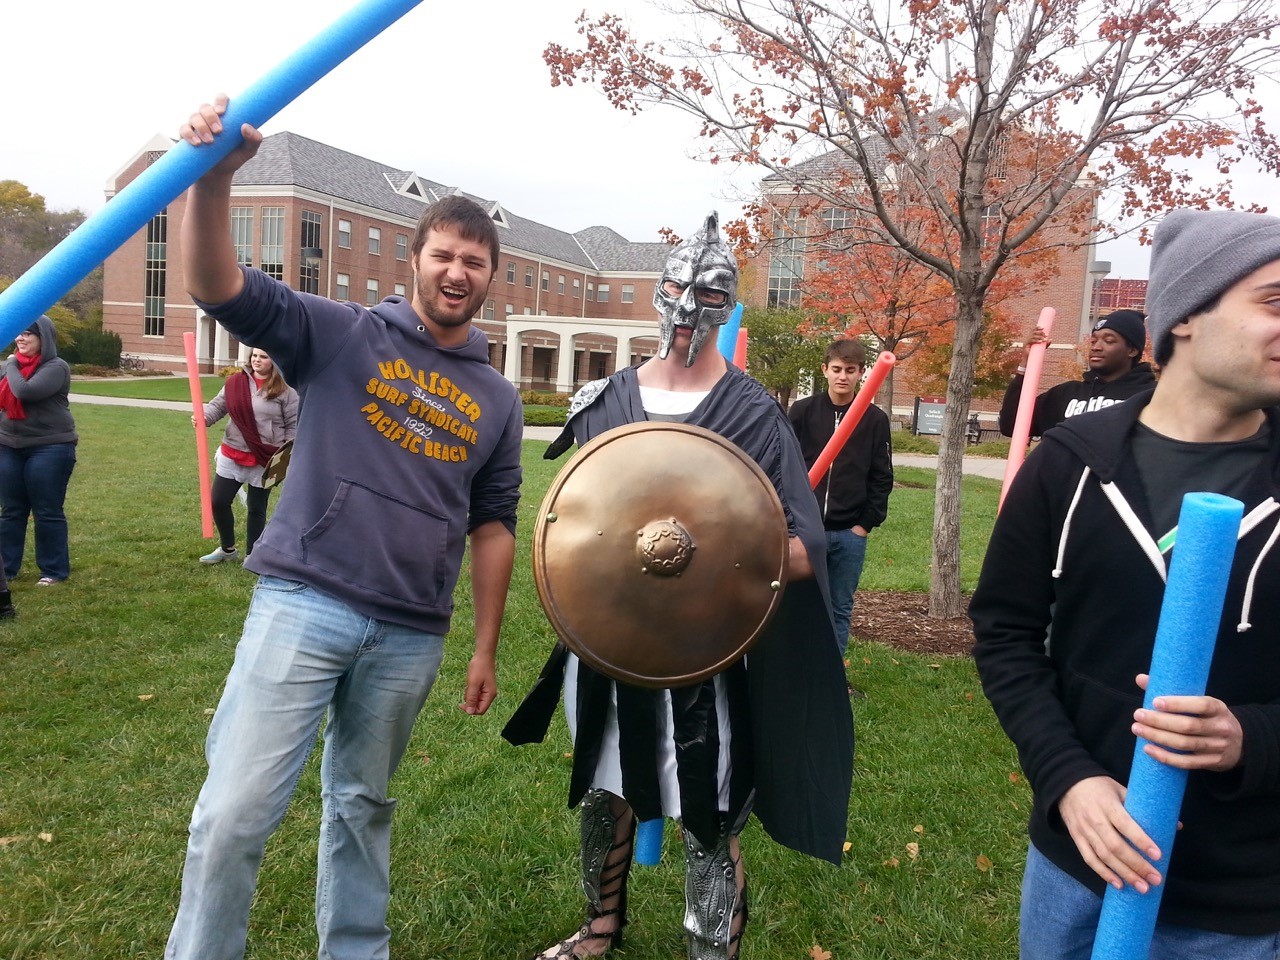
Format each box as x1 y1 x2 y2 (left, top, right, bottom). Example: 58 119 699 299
233 132 665 274
573 226 670 272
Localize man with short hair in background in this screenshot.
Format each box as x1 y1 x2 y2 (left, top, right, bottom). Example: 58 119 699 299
788 338 893 656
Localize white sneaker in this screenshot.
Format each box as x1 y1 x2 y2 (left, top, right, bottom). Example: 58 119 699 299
200 546 238 564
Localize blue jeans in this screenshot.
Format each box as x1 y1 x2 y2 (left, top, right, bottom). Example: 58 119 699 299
1021 844 1280 959
0 441 76 580
825 528 868 656
165 576 446 960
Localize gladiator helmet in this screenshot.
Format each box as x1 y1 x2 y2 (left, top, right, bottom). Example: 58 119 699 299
654 212 738 367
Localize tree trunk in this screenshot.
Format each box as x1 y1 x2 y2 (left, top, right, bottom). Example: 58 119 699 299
928 291 984 618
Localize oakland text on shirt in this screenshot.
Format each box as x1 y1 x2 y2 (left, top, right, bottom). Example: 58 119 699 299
1064 396 1122 418
359 358 486 463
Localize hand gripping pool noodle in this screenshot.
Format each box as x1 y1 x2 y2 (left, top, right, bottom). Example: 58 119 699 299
636 818 663 866
807 352 896 490
184 333 215 539
716 303 744 361
0 0 427 346
1090 492 1244 960
999 307 1055 511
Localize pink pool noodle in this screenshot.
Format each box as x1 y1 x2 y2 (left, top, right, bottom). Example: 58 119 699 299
184 333 214 539
999 307 1056 510
734 328 749 368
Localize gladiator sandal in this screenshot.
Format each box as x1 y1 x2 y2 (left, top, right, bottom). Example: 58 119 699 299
681 827 748 960
533 790 636 959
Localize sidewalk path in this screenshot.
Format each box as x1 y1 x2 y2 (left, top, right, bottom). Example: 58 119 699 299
70 395 1004 477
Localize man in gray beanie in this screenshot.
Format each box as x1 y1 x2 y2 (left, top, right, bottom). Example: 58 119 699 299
971 206 1280 959
1147 208 1280 365
997 308 1156 438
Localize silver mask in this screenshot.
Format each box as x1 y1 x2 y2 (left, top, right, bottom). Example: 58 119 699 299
654 212 738 367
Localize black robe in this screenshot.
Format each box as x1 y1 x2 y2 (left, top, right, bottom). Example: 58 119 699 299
503 365 854 864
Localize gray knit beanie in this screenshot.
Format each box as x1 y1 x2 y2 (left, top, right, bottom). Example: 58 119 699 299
1147 209 1280 363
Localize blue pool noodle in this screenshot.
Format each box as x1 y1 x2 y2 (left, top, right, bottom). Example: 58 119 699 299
1090 492 1243 960
636 818 663 866
0 0 425 348
716 303 744 361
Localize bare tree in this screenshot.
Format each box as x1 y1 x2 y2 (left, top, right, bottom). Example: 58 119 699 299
546 0 1280 615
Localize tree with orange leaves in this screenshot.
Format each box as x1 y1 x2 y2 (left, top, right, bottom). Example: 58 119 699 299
544 0 1280 616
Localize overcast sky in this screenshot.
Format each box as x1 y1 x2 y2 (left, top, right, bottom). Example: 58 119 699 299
3 0 756 247
4 0 1274 284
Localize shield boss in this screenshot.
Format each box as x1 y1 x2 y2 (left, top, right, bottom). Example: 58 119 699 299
534 421 789 688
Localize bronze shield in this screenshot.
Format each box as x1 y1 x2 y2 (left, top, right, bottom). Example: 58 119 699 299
533 421 789 688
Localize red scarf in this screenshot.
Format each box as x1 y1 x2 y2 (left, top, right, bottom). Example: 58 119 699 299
223 370 280 467
0 352 42 420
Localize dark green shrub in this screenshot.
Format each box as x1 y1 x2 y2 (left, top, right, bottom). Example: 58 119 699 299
523 406 568 427
60 327 122 367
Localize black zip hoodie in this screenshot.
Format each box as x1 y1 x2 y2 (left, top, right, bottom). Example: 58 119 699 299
788 392 893 531
971 392 1280 934
998 362 1157 437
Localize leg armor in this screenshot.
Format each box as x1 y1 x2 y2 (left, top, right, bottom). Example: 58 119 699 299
682 826 748 960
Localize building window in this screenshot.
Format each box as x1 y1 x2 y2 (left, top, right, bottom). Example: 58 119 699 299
230 207 253 265
557 274 566 295
541 271 549 292
366 279 380 306
506 261 516 284
597 283 611 303
368 227 381 256
820 207 850 232
573 278 581 298
505 303 514 316
586 282 595 301
767 209 805 307
484 299 495 321
143 208 167 337
336 273 350 301
621 284 634 304
299 211 322 294
261 207 284 281
395 233 408 261
394 283 407 297
523 307 532 315
525 266 534 288
338 219 351 249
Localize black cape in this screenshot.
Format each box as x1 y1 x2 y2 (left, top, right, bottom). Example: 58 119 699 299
503 365 854 864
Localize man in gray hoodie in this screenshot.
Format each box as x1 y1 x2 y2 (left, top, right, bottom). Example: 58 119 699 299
164 96 523 960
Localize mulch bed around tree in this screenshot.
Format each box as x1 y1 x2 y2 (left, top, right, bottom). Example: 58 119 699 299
851 590 976 656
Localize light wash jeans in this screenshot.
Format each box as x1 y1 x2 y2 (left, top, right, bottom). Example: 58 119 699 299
165 576 446 960
1021 843 1280 960
825 528 868 656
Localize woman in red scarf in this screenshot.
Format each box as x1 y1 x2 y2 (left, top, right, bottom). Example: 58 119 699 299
0 315 78 590
196 349 298 563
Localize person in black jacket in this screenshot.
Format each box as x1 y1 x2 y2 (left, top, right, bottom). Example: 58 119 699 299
998 309 1156 438
789 338 893 654
971 208 1280 959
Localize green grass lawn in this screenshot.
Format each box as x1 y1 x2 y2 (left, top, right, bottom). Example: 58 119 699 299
70 375 225 403
0 405 1026 959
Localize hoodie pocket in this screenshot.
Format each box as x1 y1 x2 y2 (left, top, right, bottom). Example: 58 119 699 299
300 479 449 606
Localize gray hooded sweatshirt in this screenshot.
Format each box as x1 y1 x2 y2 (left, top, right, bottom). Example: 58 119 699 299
0 314 77 448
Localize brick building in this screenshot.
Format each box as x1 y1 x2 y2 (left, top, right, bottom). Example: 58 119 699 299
102 132 673 390
1094 277 1148 315
742 142 1103 428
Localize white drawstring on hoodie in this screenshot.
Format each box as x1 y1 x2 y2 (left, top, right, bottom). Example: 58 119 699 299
1052 465 1280 633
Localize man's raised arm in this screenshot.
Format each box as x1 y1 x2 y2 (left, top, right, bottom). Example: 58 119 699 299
179 95 263 305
